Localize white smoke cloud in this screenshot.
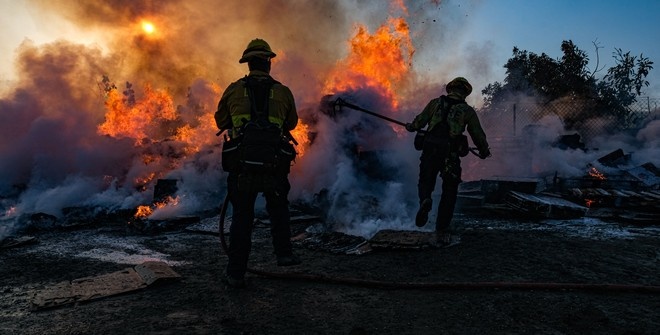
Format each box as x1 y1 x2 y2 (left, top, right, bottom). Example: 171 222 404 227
1 0 657 242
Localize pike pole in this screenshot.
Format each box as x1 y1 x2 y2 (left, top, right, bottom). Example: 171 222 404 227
333 97 409 128
333 97 488 158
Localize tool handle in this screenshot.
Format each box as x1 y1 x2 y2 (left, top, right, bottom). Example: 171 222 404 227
335 98 407 127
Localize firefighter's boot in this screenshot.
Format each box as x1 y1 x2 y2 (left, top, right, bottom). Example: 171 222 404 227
415 198 432 227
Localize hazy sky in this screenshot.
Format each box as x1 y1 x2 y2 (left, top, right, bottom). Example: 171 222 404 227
466 0 660 95
1 0 659 97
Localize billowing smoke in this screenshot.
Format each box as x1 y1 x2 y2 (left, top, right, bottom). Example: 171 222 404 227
1 1 656 241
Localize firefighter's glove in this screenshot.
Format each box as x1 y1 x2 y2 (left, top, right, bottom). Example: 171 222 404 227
405 123 416 132
478 148 491 160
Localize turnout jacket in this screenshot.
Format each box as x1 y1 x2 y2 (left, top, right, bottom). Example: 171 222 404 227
215 70 298 138
410 94 489 154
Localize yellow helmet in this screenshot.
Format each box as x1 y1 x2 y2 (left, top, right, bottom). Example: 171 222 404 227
239 38 277 63
446 77 473 97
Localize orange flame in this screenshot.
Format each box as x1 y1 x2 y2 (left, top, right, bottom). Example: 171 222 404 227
290 122 311 157
588 167 606 180
98 82 220 189
133 196 179 219
155 196 179 209
324 17 414 108
134 205 153 218
135 172 157 187
98 84 177 144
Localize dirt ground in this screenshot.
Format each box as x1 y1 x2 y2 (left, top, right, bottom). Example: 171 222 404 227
1 211 659 335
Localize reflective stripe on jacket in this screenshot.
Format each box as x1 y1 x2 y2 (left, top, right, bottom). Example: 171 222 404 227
215 70 297 138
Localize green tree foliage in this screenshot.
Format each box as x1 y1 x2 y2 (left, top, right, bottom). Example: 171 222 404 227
481 40 653 130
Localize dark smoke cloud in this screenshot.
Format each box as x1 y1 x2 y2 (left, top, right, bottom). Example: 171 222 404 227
1 40 136 194
26 0 351 101
1 0 364 240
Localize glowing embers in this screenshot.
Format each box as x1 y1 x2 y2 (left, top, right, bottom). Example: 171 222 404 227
129 202 199 234
133 196 179 219
133 179 180 219
129 179 199 233
588 167 606 180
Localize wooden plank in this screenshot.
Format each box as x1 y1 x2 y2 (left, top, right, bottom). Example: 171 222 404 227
32 268 145 310
369 230 438 250
135 261 181 286
505 191 587 219
609 189 629 197
257 214 322 225
639 191 660 201
0 236 37 249
619 190 641 197
31 261 180 310
595 188 611 196
480 177 539 204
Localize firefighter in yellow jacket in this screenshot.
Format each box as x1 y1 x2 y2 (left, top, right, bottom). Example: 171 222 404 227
215 38 300 288
405 77 490 246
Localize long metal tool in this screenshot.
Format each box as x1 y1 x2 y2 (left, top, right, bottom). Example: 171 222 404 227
334 97 488 158
334 97 408 127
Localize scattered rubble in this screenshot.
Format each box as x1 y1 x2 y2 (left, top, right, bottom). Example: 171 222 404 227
505 191 588 219
458 149 659 224
128 215 200 234
0 236 37 249
369 229 440 250
295 228 370 255
153 179 178 203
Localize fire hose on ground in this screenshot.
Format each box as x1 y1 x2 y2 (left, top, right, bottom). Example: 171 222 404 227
218 194 660 294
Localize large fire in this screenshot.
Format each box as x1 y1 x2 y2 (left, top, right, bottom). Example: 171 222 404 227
96 11 418 185
324 17 415 109
98 84 177 144
46 9 416 218
289 122 311 157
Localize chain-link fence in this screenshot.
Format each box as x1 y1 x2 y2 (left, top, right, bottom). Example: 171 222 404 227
478 97 659 142
459 98 658 180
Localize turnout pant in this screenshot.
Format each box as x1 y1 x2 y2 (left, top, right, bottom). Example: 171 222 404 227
417 145 462 233
225 172 293 279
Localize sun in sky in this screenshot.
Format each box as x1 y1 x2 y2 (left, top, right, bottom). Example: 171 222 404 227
141 20 156 35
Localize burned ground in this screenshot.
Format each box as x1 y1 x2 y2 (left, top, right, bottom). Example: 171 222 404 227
1 212 659 335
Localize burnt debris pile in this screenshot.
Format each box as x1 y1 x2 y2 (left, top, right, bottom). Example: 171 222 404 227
457 149 660 224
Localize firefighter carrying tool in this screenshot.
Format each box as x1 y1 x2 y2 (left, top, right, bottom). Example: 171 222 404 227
405 77 491 246
331 97 485 158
